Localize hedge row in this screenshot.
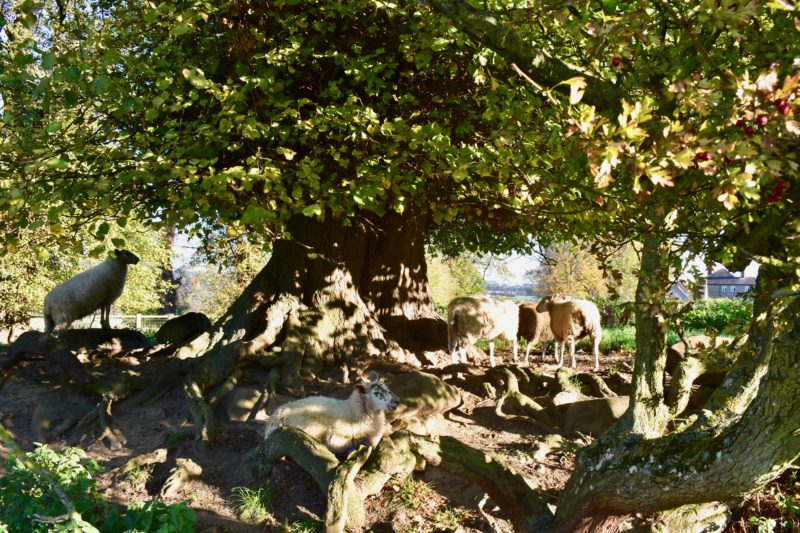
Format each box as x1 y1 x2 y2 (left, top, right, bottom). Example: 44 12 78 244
594 297 752 334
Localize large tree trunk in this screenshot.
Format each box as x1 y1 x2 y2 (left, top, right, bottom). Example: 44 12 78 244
177 209 447 403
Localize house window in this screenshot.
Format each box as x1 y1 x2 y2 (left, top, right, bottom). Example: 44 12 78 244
730 286 736 293
721 286 727 293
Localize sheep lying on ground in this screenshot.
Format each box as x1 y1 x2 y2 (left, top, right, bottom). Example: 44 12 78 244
447 296 519 367
517 301 555 365
43 249 140 333
262 372 400 457
536 295 602 370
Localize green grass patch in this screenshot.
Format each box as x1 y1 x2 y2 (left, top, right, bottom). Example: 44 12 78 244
232 485 275 524
482 326 732 356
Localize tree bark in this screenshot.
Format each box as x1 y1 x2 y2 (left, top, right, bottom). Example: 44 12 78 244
172 210 447 439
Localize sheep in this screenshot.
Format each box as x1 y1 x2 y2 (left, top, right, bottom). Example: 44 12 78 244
517 301 556 365
262 372 400 457
536 295 602 370
43 249 140 333
447 296 519 367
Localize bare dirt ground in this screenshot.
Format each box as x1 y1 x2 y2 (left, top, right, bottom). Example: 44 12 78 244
0 347 635 532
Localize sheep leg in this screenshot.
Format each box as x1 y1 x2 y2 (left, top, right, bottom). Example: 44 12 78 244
100 305 111 329
512 338 518 364
459 347 468 365
593 335 601 371
488 341 496 367
569 337 577 369
451 349 458 365
525 342 532 365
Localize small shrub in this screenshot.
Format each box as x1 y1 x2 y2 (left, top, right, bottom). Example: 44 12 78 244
123 458 153 491
0 442 195 532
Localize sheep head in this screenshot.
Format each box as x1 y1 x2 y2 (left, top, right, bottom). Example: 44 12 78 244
356 372 400 412
112 249 140 265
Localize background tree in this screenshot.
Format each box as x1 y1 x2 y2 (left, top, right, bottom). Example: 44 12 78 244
530 242 609 299
178 236 270 320
426 253 487 312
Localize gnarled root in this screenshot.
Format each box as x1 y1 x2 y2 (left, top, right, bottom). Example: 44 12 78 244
494 368 558 433
250 426 554 532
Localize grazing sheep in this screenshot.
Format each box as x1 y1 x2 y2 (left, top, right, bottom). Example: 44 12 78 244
262 372 400 457
43 249 140 333
447 296 519 367
517 301 556 365
536 295 602 370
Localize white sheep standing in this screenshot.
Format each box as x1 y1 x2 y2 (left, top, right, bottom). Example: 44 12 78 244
447 296 519 367
536 295 602 370
517 301 555 365
262 372 400 457
43 249 140 333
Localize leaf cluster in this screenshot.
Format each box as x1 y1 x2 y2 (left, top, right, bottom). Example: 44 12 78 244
0 443 196 532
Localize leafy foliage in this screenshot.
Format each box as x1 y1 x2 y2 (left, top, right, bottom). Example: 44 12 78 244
426 253 487 311
0 442 195 532
680 298 753 333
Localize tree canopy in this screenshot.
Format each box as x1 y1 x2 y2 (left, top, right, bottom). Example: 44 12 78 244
1 0 799 530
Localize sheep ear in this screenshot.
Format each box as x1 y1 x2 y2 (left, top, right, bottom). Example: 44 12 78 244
355 382 367 394
368 371 379 383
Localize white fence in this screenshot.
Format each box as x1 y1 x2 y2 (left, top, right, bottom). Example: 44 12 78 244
28 314 174 331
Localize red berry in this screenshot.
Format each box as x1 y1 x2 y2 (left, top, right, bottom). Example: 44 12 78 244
757 114 769 126
744 125 755 136
777 103 790 116
735 118 746 127
612 56 621 67
768 179 787 203
774 99 787 109
695 151 711 161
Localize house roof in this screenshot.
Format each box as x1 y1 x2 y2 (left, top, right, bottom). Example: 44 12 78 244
707 267 735 279
705 267 756 285
707 277 756 286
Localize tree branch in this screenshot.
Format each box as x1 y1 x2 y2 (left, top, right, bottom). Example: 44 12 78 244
423 0 622 113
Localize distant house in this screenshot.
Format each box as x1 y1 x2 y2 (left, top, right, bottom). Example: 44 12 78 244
705 268 756 298
668 282 692 300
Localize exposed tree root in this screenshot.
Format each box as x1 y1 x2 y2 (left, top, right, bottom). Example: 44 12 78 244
494 368 558 433
326 446 372 532
407 433 553 532
250 425 554 532
160 458 203 499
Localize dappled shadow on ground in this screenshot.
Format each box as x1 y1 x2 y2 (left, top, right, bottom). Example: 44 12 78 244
0 345 638 531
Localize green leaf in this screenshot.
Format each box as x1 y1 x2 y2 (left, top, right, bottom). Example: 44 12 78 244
40 52 56 69
302 204 322 217
173 23 191 36
240 204 268 224
182 68 212 90
93 75 111 95
276 147 296 160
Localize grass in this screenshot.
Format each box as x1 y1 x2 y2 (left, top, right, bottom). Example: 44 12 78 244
232 485 275 524
166 429 194 447
481 327 734 356
390 476 437 513
281 516 324 532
